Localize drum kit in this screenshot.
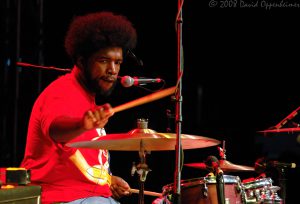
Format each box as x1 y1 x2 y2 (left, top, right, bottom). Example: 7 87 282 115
66 87 292 204
68 120 284 204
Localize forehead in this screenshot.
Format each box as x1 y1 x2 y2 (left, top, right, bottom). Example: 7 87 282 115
92 47 123 58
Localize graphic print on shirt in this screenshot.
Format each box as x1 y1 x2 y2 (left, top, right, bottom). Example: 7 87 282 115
69 128 111 185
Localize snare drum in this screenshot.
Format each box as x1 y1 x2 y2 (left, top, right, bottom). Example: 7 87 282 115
162 175 243 204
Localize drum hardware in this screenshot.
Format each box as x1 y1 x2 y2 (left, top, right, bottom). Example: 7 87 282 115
264 186 282 204
203 181 209 198
241 177 284 204
129 119 152 204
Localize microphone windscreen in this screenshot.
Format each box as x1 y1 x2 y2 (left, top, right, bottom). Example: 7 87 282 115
120 76 134 87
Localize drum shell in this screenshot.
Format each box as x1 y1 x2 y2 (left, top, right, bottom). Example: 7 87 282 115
162 175 242 204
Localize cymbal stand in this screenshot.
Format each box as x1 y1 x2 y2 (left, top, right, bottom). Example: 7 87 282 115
131 139 151 204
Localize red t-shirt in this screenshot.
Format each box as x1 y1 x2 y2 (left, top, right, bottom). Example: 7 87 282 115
21 67 112 203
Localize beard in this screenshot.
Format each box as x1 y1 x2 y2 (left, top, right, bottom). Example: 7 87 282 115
90 77 116 97
83 69 116 97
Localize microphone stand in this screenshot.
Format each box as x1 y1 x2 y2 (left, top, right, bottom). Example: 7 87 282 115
173 0 184 203
277 167 287 204
216 168 225 204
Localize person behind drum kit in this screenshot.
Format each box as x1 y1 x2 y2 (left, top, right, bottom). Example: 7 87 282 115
20 11 137 204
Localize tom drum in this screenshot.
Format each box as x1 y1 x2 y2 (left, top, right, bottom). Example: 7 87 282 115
161 175 243 204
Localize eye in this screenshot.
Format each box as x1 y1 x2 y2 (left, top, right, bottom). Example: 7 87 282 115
98 59 108 64
115 60 123 65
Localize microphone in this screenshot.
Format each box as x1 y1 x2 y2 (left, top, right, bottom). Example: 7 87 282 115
119 76 163 87
255 157 296 173
268 161 296 169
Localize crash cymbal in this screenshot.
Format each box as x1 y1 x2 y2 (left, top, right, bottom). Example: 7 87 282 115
67 128 220 151
184 159 254 172
259 128 300 133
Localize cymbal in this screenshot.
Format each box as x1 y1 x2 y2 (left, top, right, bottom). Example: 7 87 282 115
184 159 254 172
219 159 255 172
67 129 220 151
259 128 300 133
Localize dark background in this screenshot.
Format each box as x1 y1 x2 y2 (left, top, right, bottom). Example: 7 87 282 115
1 0 300 203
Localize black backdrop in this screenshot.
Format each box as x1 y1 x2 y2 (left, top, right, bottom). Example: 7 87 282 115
1 0 300 203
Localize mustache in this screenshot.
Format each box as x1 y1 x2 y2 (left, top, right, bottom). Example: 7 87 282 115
101 75 117 82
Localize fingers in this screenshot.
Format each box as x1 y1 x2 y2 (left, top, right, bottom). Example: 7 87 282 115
110 176 131 199
84 103 114 129
87 110 97 122
96 103 114 119
110 184 131 200
102 103 114 116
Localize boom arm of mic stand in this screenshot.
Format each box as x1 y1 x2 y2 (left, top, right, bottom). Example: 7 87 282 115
274 106 300 129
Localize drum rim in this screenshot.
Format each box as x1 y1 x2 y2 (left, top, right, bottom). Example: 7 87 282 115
242 177 273 189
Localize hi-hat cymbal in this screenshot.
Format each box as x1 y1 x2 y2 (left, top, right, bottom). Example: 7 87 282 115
67 129 220 151
184 159 254 172
259 128 300 133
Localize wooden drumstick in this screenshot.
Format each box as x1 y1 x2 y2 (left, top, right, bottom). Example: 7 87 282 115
130 188 162 197
113 86 176 113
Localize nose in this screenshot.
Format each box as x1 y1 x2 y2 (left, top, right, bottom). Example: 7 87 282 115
107 62 118 75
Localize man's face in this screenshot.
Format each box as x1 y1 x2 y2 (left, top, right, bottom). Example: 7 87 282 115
83 47 123 96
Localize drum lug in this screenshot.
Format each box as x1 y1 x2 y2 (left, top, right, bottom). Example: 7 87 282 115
236 177 242 193
202 183 208 198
